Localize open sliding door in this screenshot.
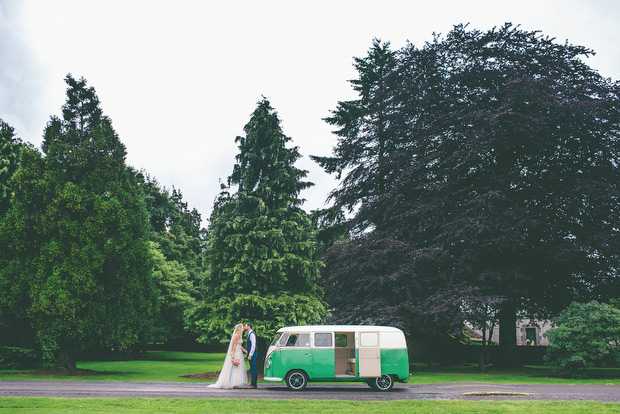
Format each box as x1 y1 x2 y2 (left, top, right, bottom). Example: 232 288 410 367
358 331 381 377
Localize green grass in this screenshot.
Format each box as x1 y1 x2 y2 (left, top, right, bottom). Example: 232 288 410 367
0 351 226 383
1 351 619 385
410 363 620 385
0 397 619 413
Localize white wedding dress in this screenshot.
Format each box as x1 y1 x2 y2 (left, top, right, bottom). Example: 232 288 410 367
208 332 248 389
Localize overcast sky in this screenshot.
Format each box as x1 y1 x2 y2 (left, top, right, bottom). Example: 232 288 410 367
1 0 619 226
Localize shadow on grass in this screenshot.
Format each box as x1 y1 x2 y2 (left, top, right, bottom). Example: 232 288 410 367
1 368 126 377
180 372 265 380
144 351 224 362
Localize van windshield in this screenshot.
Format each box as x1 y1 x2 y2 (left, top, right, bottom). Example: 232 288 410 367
270 333 282 347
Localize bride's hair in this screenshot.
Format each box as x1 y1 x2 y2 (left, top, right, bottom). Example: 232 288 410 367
234 323 243 337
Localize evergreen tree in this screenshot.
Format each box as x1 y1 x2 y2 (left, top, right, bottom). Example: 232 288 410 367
313 39 398 221
0 119 22 216
0 145 42 363
192 99 327 345
0 75 154 370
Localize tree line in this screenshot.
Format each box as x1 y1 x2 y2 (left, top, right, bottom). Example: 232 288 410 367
1 23 619 370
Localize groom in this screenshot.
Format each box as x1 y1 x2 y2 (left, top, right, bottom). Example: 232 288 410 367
244 323 257 388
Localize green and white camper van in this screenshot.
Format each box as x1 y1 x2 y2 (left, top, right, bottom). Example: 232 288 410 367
263 325 409 391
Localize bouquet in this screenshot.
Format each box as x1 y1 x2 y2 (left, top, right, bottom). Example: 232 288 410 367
232 359 240 367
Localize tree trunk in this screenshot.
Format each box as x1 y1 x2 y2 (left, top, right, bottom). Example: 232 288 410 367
55 348 77 373
422 338 434 369
485 320 495 365
479 325 487 372
497 300 519 368
477 348 486 372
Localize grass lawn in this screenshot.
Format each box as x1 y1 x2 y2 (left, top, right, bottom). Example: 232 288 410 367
410 363 620 385
0 351 224 383
1 397 620 414
1 351 620 385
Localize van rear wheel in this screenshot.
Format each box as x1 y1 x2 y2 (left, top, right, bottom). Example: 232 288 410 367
285 370 308 391
368 374 394 391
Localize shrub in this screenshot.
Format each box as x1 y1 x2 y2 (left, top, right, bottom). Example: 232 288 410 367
544 301 620 378
0 346 40 369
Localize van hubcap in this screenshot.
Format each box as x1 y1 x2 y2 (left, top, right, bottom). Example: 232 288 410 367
376 375 392 389
290 373 304 388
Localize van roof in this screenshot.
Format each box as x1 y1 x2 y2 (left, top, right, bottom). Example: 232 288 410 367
276 325 403 333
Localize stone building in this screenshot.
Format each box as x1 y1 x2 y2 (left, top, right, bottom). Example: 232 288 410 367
467 319 554 346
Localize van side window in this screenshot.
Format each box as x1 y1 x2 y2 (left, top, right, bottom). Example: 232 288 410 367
279 333 290 346
284 333 310 347
315 333 332 347
360 332 378 347
335 334 347 347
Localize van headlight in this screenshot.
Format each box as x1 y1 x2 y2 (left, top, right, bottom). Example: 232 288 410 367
265 359 271 369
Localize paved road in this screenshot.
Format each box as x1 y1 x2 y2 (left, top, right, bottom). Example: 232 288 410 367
1 380 620 401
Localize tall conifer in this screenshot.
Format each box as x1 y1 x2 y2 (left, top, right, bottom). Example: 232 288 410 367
0 75 154 370
192 99 326 344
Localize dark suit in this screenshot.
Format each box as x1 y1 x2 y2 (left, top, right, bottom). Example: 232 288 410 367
247 329 257 387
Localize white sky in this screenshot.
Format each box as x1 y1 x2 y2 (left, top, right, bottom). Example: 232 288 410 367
1 0 619 226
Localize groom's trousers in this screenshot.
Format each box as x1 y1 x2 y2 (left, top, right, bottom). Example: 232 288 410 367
249 356 257 387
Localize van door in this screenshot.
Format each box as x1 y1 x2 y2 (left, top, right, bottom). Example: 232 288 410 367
358 331 381 377
281 333 312 377
312 332 335 379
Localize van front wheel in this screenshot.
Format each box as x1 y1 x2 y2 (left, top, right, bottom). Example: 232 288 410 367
285 370 308 391
368 374 394 391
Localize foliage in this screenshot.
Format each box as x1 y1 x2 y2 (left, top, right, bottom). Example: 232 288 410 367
0 75 155 370
314 38 398 215
315 24 620 366
149 242 196 344
310 206 350 261
191 98 327 344
0 346 40 370
0 118 22 216
137 172 202 239
0 120 35 366
140 176 204 284
135 172 204 345
544 301 620 378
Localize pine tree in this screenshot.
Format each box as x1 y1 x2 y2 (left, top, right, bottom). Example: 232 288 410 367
313 39 398 221
191 99 327 345
0 75 155 370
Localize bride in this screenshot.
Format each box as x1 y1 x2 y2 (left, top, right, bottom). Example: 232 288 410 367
208 323 248 388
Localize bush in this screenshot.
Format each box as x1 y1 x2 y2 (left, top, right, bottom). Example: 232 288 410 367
0 346 40 369
544 301 620 378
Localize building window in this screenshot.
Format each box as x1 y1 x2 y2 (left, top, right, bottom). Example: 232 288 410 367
525 327 537 346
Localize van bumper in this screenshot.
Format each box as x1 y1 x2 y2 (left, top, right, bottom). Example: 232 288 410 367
264 376 283 382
